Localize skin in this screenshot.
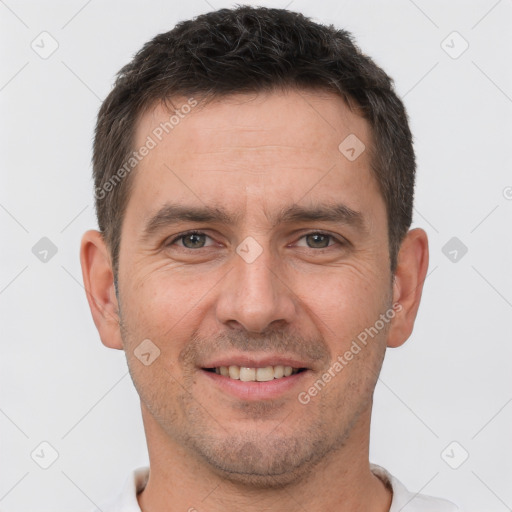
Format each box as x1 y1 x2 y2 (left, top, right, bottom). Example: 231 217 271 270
81 89 429 512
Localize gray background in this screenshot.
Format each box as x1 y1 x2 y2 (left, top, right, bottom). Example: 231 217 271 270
1 0 511 510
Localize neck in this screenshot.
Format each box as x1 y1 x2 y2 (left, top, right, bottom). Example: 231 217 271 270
137 403 392 512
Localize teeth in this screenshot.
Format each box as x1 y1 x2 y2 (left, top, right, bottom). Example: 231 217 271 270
256 366 274 382
213 365 300 381
228 365 240 379
239 367 256 382
273 365 284 379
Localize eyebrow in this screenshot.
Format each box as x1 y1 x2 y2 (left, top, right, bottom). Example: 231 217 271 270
140 201 366 242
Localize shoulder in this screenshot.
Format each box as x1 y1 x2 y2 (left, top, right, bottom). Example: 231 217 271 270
89 467 149 512
370 464 460 512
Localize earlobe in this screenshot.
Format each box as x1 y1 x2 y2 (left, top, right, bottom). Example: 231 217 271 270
387 228 429 348
80 230 123 350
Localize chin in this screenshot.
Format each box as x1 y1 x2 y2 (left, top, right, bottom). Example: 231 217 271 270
184 431 337 488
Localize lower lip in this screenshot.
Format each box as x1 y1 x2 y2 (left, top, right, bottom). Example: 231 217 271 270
201 369 309 401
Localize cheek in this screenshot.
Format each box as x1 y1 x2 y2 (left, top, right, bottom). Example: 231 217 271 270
293 263 390 341
120 268 214 352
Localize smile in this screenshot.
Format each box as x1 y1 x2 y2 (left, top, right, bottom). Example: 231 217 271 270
205 365 305 381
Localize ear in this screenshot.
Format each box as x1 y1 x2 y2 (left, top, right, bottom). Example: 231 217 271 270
80 230 123 350
387 228 429 348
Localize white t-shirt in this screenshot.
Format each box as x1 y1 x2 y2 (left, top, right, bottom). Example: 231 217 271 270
93 464 459 512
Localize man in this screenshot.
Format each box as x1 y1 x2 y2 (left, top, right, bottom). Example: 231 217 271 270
80 6 458 511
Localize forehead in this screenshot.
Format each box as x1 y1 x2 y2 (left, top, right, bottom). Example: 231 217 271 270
126 89 382 227
137 89 369 160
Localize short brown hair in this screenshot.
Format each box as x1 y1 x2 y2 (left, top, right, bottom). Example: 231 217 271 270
93 6 415 276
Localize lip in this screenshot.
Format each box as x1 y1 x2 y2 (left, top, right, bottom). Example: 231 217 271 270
200 367 310 401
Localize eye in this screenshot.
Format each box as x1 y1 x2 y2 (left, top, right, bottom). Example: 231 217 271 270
296 232 339 249
169 231 214 249
166 230 343 251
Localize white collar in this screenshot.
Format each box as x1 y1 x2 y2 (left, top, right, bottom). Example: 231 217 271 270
94 464 458 512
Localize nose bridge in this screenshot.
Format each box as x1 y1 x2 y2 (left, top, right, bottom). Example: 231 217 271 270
215 241 295 332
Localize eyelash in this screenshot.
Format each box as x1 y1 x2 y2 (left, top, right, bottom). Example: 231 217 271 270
167 230 344 249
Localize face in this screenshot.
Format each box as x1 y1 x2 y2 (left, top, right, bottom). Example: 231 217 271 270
116 90 394 485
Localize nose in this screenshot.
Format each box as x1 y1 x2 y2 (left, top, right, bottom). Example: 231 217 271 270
215 245 297 333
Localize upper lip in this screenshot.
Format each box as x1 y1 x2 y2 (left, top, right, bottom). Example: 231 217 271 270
201 354 310 370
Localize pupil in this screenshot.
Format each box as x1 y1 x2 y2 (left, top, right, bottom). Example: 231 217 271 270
307 234 329 248
184 233 205 248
